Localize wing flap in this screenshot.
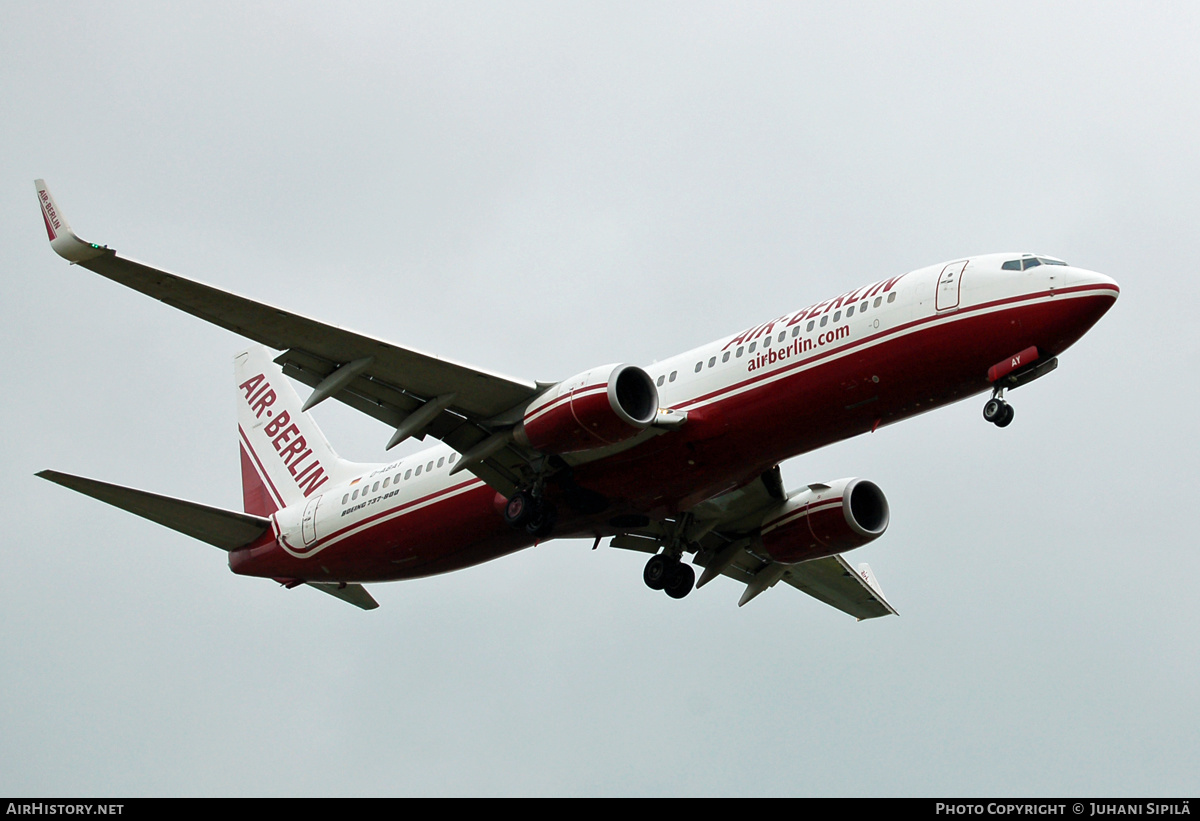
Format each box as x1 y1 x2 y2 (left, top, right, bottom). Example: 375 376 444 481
306 582 380 610
37 470 270 551
782 555 897 620
276 349 527 496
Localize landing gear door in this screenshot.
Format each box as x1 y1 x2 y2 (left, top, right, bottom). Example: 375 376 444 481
936 260 967 312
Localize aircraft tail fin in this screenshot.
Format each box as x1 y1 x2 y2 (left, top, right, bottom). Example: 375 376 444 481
235 346 369 515
36 470 270 551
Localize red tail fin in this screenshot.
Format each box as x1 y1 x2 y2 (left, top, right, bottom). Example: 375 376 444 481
240 442 279 516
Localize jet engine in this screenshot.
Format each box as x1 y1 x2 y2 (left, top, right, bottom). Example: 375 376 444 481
755 478 889 564
515 363 659 455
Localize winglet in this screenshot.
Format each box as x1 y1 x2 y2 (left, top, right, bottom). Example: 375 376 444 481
34 180 110 263
854 562 898 618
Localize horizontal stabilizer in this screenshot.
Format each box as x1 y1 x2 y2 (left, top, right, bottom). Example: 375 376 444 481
306 582 380 610
37 470 270 551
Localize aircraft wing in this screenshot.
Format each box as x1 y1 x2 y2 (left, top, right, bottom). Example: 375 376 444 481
36 181 542 496
612 467 898 619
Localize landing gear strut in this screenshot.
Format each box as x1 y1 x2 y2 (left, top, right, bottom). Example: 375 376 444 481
983 388 1015 428
643 553 695 599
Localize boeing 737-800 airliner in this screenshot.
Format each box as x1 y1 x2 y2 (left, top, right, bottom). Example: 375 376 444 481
34 180 1119 615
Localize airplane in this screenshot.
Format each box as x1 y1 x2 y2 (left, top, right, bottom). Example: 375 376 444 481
33 179 1120 615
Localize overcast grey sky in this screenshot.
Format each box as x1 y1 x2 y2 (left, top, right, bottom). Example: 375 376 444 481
2 1 1197 797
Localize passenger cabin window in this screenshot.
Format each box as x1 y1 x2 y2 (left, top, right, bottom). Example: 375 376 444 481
708 356 716 368
806 320 815 332
694 362 702 373
887 292 897 303
722 351 730 363
669 371 677 382
749 341 757 352
736 346 744 357
778 331 785 342
847 305 855 317
873 296 882 307
833 310 841 322
656 375 665 386
820 315 829 327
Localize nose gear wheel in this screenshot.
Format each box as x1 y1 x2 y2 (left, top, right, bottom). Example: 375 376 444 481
983 389 1015 428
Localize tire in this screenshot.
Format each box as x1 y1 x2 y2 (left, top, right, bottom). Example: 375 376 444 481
525 501 556 539
663 562 695 599
643 555 668 590
996 403 1015 428
503 491 532 527
983 398 1006 423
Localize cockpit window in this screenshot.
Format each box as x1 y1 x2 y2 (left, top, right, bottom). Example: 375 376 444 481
1003 255 1069 271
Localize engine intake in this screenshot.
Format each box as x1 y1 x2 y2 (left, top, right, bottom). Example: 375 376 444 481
516 363 659 455
756 478 889 564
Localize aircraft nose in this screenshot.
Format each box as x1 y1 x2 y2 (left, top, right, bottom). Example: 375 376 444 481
1067 267 1121 299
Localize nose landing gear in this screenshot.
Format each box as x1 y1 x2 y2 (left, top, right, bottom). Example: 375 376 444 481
983 389 1015 428
981 351 1061 430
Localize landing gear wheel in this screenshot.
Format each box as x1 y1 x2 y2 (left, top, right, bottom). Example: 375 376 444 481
983 398 1007 424
643 555 668 590
503 491 533 527
525 501 557 539
996 403 1015 428
663 562 695 600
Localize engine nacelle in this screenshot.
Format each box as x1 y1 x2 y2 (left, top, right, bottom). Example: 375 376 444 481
755 478 889 564
515 363 659 455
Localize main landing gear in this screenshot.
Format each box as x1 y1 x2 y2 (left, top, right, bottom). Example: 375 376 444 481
643 553 695 599
503 489 557 539
982 388 1015 428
